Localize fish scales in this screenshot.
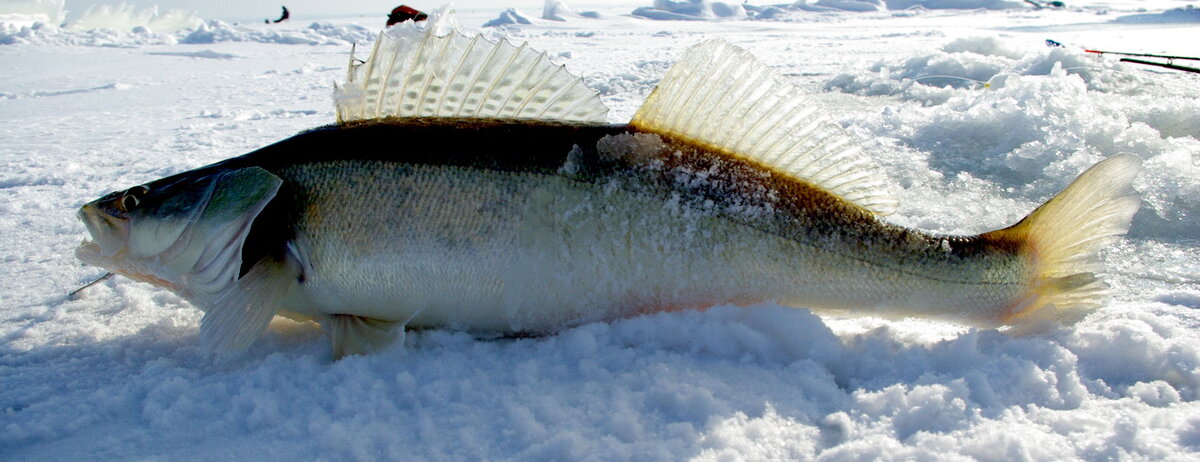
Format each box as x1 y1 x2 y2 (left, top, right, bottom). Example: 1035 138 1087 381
218 119 1030 331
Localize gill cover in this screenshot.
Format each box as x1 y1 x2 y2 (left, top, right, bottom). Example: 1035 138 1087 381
165 167 284 296
78 167 283 298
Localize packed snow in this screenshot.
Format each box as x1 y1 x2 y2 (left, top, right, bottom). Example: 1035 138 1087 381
484 8 536 27
2 0 1199 460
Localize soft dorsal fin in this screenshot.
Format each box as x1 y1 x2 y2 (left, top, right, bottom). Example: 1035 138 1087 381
631 40 897 216
335 22 609 124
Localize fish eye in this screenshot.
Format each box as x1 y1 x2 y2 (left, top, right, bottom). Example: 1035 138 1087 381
120 194 140 211
116 185 150 212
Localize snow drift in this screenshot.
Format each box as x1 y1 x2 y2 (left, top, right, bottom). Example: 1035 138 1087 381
0 0 63 26
483 8 535 27
633 0 748 20
826 36 1200 238
65 3 201 33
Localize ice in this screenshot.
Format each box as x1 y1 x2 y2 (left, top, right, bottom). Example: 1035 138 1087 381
884 0 1027 9
809 0 886 13
180 20 376 46
633 0 749 20
0 0 63 26
2 1 1199 460
0 19 182 45
827 35 1200 239
1114 5 1200 24
65 3 201 33
483 8 535 27
543 0 578 21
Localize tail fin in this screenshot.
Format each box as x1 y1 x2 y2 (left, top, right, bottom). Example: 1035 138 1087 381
986 154 1142 328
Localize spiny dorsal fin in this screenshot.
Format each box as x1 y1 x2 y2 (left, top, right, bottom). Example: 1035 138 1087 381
335 21 608 124
631 40 897 216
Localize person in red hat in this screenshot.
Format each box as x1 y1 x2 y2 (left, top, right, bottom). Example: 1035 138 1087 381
387 5 428 26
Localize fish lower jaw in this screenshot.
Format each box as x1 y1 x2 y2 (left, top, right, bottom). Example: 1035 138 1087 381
75 240 112 266
75 241 184 293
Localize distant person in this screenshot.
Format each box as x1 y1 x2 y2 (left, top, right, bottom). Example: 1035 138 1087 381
387 5 428 27
266 6 290 24
1023 0 1064 8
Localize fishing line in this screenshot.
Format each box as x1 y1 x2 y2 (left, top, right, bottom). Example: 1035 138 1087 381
68 272 114 299
885 75 989 97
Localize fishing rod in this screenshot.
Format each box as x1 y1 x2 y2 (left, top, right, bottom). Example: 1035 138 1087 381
1082 49 1200 62
1047 39 1200 74
1117 58 1200 74
1084 48 1195 73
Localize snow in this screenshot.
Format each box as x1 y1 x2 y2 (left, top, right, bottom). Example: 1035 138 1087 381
0 0 61 26
1115 5 1200 24
3 0 1200 460
544 0 577 21
65 3 200 32
484 7 536 27
632 0 749 20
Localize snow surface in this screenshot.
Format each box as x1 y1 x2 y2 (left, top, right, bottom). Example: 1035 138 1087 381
484 8 537 27
3 1 1200 460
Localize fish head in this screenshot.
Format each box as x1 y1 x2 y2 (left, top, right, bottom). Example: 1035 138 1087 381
76 167 283 299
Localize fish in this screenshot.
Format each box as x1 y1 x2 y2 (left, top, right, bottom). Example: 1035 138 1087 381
75 21 1142 358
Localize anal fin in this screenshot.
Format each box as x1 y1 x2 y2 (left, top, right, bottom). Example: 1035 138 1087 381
328 315 406 360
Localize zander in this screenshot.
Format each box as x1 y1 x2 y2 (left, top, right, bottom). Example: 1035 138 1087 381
75 23 1142 358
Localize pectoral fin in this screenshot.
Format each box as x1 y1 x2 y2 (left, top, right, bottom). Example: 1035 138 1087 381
199 257 298 351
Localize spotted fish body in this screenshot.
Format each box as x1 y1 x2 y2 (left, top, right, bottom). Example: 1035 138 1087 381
76 23 1141 358
189 120 1012 326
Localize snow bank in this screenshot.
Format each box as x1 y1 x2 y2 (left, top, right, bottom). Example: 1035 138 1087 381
0 20 180 45
1 19 376 46
805 0 885 13
181 20 375 46
66 3 201 33
0 0 63 26
544 0 573 21
541 0 604 21
483 8 534 27
632 0 748 20
633 0 1029 18
884 0 1027 9
2 3 376 47
827 35 1200 238
4 304 1197 459
798 0 1030 12
1114 5 1200 24
0 1 202 44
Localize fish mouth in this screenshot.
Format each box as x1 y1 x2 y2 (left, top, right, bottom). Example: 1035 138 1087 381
74 240 103 264
76 204 129 263
75 204 144 287
73 201 197 294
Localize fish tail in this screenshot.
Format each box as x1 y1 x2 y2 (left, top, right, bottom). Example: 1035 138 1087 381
985 154 1142 328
